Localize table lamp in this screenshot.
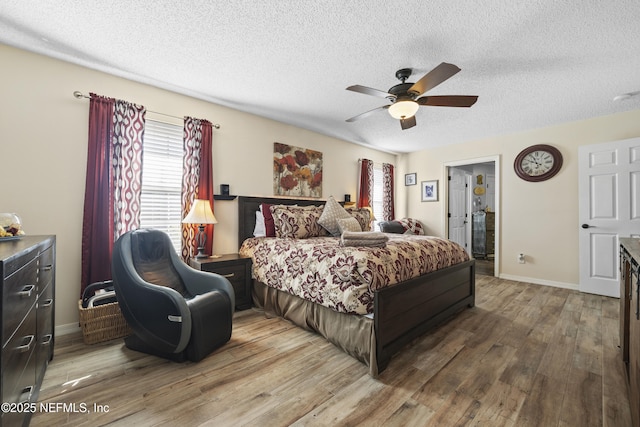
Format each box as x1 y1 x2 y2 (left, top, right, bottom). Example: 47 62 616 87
182 199 218 258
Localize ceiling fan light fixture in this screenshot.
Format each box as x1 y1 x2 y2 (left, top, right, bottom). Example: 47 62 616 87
388 100 419 119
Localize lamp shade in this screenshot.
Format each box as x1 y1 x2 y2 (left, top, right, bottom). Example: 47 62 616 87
388 100 419 119
182 199 218 225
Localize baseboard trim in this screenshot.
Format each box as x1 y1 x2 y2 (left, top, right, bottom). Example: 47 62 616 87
498 274 579 291
56 322 81 336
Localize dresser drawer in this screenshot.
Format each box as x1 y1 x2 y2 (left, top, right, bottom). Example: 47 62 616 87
2 307 36 404
3 258 38 346
38 245 55 293
207 264 245 285
37 282 54 383
208 265 247 300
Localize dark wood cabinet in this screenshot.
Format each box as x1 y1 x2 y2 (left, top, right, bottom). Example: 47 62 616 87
621 238 640 427
189 254 252 310
1 235 55 427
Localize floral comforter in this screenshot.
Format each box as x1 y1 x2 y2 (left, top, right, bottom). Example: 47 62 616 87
239 235 469 315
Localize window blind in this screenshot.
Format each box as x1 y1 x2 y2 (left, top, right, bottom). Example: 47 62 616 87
139 119 183 251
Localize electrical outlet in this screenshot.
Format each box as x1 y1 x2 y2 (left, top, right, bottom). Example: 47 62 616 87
518 253 525 264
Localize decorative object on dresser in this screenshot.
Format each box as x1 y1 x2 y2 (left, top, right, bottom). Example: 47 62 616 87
182 199 218 258
1 236 55 427
514 144 563 182
620 238 640 427
190 254 253 311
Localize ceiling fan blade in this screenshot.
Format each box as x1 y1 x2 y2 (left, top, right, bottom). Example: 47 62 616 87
417 95 478 107
346 85 394 99
408 62 461 96
346 105 389 122
400 115 416 130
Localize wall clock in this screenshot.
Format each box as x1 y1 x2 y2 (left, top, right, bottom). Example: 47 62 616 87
514 144 563 182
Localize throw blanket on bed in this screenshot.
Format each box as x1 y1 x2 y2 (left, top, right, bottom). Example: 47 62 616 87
340 231 389 247
239 235 469 315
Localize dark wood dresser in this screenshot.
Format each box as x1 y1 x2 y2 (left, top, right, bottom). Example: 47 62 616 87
621 237 640 427
1 235 55 427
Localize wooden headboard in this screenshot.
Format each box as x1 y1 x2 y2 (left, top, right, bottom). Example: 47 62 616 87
237 196 330 248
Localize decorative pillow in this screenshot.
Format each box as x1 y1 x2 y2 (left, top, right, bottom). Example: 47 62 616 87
318 196 352 236
253 210 266 237
337 217 362 234
261 203 276 237
378 220 405 234
272 205 325 239
346 207 372 232
397 218 425 235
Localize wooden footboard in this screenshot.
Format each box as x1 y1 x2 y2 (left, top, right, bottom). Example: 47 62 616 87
374 259 475 373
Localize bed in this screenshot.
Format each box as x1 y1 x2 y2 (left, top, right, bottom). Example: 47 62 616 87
237 196 475 376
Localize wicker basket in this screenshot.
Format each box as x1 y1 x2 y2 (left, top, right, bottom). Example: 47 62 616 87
78 299 131 345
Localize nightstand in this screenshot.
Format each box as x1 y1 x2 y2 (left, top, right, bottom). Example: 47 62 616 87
189 254 252 310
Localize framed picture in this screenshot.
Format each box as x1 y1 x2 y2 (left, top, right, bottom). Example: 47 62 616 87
405 173 417 186
421 180 438 202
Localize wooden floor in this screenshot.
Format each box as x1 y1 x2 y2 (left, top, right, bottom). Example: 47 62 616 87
32 275 632 426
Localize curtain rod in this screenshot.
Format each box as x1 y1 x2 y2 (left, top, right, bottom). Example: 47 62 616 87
73 91 221 129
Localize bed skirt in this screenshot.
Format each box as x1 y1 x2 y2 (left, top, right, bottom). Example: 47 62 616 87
252 280 379 377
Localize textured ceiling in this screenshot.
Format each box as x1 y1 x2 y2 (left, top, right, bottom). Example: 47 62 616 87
2 0 640 153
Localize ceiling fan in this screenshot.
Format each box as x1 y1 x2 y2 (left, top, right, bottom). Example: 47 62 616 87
345 62 478 130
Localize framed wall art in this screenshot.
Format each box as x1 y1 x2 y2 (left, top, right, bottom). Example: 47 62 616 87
421 180 438 202
405 173 417 186
273 142 323 198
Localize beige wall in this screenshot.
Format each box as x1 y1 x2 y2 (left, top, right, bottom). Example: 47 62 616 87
398 109 640 287
0 44 395 330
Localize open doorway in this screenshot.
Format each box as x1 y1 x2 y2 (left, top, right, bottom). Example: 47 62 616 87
444 156 500 277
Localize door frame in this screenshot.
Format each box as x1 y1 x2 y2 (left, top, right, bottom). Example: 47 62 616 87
444 155 501 277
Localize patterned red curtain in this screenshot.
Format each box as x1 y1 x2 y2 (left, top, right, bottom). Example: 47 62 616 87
80 94 145 295
357 158 373 208
181 118 214 261
112 100 146 240
382 162 395 221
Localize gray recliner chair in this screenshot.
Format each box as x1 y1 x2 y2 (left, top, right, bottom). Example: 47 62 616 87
112 229 234 362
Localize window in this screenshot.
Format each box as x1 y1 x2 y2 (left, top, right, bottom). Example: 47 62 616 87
371 164 384 231
139 119 183 251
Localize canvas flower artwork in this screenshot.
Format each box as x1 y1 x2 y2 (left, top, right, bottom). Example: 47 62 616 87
273 143 323 198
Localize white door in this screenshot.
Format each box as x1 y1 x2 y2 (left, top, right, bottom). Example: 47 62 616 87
448 168 470 254
486 174 495 212
579 137 640 297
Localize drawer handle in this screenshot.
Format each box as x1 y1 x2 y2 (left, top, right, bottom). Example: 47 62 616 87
17 335 35 353
41 334 53 346
19 386 34 404
222 273 235 278
17 284 35 298
40 298 53 308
